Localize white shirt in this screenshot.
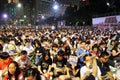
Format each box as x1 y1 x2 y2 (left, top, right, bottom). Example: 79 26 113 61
80 66 101 80
22 46 34 54
15 56 31 67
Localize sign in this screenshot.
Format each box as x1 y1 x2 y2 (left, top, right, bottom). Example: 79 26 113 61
92 15 120 30
19 19 24 22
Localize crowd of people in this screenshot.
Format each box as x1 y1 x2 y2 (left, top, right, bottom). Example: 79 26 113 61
0 26 120 80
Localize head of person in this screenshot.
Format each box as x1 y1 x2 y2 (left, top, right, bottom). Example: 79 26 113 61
42 50 50 61
33 39 41 48
92 45 98 52
20 50 27 60
80 41 86 49
83 54 93 69
8 61 21 80
15 41 21 46
25 39 30 47
110 40 115 45
65 46 71 56
99 51 109 63
24 68 41 80
116 42 120 49
0 39 4 45
58 41 63 47
0 52 11 61
57 50 64 61
0 44 3 51
52 43 58 51
0 37 6 46
99 42 105 49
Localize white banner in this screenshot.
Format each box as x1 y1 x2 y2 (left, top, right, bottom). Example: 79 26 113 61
92 15 120 25
92 15 120 30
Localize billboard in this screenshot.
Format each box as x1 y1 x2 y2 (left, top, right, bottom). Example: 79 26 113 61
92 15 120 30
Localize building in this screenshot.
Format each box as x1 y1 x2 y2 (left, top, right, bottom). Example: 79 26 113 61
18 0 36 24
7 0 32 25
35 0 53 19
57 0 80 6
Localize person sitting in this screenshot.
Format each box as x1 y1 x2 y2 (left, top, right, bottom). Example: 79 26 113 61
90 44 101 58
53 50 69 79
22 39 34 56
80 54 102 80
50 43 58 60
24 68 41 80
7 39 16 54
0 52 13 79
76 41 90 68
66 59 80 80
15 50 31 70
37 50 53 80
97 51 114 80
0 44 3 53
33 39 45 65
110 42 120 62
4 61 24 80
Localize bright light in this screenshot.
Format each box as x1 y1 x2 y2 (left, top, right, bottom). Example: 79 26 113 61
53 4 59 10
107 2 110 6
51 25 56 30
41 16 45 19
82 0 86 1
17 3 22 8
3 14 8 19
24 15 27 18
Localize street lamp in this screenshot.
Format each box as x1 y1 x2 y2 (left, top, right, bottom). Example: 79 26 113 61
24 15 27 18
3 14 8 19
52 1 60 16
106 2 110 6
17 3 22 8
53 4 59 10
53 2 59 11
41 15 45 19
3 14 8 25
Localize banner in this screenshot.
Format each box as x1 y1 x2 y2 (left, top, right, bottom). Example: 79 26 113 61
92 15 120 30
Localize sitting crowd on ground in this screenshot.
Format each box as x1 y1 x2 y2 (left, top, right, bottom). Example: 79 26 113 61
0 26 120 80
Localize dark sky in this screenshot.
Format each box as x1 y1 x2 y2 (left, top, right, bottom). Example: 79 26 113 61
0 0 120 14
0 0 8 11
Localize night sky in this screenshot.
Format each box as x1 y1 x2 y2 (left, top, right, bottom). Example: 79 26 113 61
0 0 120 13
0 0 120 24
0 0 7 11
